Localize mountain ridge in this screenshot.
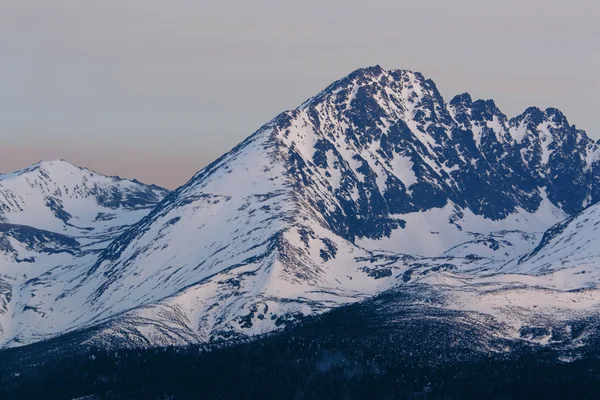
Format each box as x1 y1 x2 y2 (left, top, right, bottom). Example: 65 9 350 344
1 66 600 351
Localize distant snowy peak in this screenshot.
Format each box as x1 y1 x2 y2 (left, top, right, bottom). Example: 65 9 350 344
0 159 169 235
1 159 167 207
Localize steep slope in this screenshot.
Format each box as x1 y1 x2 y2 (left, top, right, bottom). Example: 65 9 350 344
513 202 600 280
2 66 600 349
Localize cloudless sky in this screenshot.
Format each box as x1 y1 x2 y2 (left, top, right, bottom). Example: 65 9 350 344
0 0 598 188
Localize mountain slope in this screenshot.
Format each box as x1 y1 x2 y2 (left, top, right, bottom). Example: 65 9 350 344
2 66 600 350
513 201 600 280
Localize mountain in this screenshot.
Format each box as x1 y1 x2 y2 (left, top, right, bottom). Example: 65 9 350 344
0 159 167 235
0 160 169 346
1 66 600 352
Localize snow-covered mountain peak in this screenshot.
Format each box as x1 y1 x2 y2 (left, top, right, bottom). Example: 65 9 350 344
0 159 169 235
1 159 71 180
3 158 163 193
0 160 170 347
32 158 78 170
2 66 600 351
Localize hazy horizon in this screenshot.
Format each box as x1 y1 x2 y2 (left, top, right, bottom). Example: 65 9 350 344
1 1 598 189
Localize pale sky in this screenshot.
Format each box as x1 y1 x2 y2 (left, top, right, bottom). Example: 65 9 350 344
0 0 598 189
